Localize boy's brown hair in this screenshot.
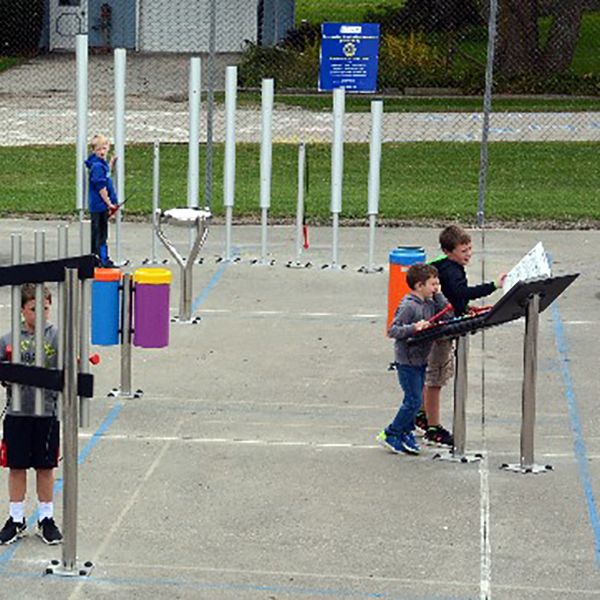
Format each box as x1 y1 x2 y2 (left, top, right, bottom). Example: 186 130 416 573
21 283 52 308
406 263 438 290
439 225 471 252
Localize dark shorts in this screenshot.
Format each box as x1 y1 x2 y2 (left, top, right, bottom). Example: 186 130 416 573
2 415 60 469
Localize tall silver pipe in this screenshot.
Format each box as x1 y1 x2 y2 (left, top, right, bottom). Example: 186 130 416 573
330 88 345 268
76 34 88 249
34 231 46 416
10 234 22 413
259 78 274 263
114 47 127 264
61 268 80 573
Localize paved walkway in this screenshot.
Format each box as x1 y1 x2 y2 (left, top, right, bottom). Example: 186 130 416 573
0 219 598 599
1 54 599 145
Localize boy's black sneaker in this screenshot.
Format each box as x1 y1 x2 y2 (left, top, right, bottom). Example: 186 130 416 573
37 517 63 545
424 425 454 448
415 410 429 434
0 517 26 545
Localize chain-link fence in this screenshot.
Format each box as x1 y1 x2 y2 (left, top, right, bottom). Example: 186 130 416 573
0 0 598 221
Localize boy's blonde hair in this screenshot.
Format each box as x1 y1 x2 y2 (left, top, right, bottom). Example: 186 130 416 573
90 134 110 151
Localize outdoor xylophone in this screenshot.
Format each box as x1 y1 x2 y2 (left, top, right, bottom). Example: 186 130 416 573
408 273 579 346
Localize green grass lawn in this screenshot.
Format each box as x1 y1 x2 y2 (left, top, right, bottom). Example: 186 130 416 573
258 93 600 113
0 56 18 73
295 0 405 25
0 142 598 223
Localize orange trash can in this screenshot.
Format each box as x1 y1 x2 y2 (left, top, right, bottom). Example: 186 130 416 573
387 246 426 330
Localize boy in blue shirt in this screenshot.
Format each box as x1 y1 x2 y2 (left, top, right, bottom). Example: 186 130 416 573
85 134 118 267
377 263 450 455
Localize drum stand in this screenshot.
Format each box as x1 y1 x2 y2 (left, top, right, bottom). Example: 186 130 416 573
153 208 211 324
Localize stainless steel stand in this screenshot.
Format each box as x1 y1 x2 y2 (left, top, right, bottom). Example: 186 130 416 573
434 335 483 464
501 293 552 474
108 274 143 399
154 207 211 324
45 269 93 578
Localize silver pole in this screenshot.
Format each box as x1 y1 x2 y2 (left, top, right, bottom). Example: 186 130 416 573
223 66 237 261
114 48 127 265
521 294 539 468
78 278 91 428
61 268 80 573
57 225 69 422
477 0 499 231
188 57 201 209
366 100 382 271
259 78 274 264
294 142 306 262
331 212 339 266
452 335 469 458
367 214 376 270
330 87 345 268
10 234 22 413
204 0 217 211
151 140 160 263
34 231 46 417
120 274 132 397
76 35 88 240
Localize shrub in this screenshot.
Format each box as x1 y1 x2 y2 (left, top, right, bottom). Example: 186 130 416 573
0 0 45 55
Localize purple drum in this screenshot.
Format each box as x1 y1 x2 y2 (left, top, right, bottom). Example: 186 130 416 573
133 268 172 348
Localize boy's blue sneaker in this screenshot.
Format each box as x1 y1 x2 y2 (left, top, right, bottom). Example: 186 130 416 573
398 432 421 455
376 430 420 455
376 430 403 454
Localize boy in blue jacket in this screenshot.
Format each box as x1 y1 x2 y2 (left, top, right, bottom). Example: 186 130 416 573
377 263 450 455
85 134 118 267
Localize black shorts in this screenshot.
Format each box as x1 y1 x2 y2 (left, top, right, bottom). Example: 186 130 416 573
2 415 60 469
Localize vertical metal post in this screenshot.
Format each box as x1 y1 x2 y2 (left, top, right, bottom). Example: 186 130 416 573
188 57 201 210
120 274 132 397
34 231 46 416
76 34 88 252
78 278 91 428
151 140 160 263
294 142 306 262
10 234 22 413
57 225 69 422
476 0 499 231
259 78 274 264
114 48 127 265
223 66 237 262
452 335 469 457
61 268 79 572
360 100 383 273
205 0 217 211
434 335 482 464
501 293 550 474
328 87 345 269
46 269 93 577
521 294 539 468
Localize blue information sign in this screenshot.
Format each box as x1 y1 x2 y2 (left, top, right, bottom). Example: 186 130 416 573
319 23 380 93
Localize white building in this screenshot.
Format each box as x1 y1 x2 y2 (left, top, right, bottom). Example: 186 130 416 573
45 0 295 52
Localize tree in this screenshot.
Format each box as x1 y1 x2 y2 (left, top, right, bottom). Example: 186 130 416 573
495 0 586 78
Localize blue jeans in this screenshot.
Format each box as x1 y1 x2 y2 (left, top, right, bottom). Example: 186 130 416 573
387 364 426 436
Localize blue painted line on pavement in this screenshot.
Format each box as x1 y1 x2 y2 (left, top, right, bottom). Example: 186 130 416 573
551 302 600 567
192 250 237 312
